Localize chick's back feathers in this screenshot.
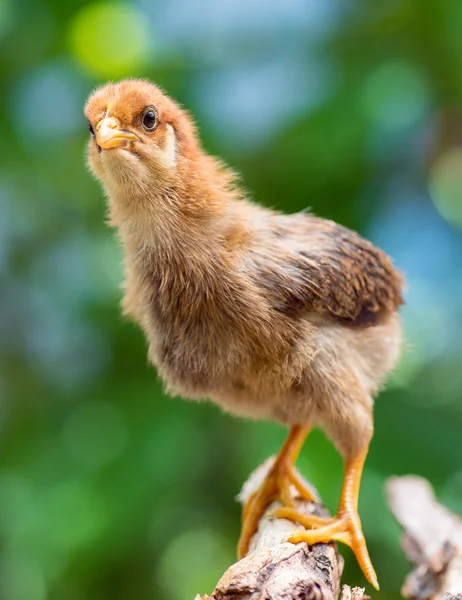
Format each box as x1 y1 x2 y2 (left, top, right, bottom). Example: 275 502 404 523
244 212 404 325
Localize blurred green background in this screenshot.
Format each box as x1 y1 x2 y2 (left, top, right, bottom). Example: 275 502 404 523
1 0 462 598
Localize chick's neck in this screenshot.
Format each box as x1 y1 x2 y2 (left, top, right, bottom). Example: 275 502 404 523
116 157 249 278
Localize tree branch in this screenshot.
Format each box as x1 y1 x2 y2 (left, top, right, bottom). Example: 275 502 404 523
386 475 462 600
195 458 368 600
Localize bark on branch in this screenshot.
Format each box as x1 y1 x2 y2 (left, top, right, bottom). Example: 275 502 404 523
387 475 462 600
195 458 368 600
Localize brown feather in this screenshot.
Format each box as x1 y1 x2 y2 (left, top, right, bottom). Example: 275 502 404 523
244 213 404 324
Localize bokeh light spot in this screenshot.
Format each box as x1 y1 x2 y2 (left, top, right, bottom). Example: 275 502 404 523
361 61 430 130
157 528 234 599
68 2 149 78
0 474 34 539
12 62 85 141
42 480 106 550
0 0 12 40
429 148 462 229
0 554 46 600
62 401 128 469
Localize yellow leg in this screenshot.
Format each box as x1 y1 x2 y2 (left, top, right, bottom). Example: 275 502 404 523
238 425 313 558
273 446 379 590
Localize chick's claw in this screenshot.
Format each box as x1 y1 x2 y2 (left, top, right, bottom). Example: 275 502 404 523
238 461 316 558
276 508 379 591
273 506 334 528
238 466 294 558
238 425 314 558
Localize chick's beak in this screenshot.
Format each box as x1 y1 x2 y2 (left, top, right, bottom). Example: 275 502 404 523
96 116 137 150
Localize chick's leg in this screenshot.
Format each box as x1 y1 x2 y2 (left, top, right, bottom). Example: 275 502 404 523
238 425 313 558
274 445 378 590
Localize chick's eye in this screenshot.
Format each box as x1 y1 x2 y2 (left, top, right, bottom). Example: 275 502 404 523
88 121 94 136
142 106 158 131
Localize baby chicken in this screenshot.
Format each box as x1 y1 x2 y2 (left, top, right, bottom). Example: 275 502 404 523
85 79 403 590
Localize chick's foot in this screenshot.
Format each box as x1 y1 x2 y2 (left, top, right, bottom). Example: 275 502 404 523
274 507 378 590
273 446 379 591
238 425 313 558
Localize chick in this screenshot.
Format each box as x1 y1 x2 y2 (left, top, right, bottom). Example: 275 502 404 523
85 79 403 590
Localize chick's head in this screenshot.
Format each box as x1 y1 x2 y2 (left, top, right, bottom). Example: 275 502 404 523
84 79 199 197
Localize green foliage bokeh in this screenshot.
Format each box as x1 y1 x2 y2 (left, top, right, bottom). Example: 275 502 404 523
1 0 462 598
